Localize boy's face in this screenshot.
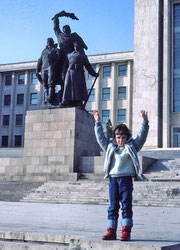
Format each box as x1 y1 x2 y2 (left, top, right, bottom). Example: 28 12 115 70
115 134 128 147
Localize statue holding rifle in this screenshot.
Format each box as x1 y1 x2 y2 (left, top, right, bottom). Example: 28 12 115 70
60 41 99 109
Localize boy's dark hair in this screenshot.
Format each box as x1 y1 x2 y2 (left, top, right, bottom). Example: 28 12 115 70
113 123 132 141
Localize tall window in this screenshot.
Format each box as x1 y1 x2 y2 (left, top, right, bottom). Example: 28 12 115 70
31 72 38 84
102 110 110 122
118 87 126 99
117 109 126 122
15 135 22 147
173 127 180 147
118 64 127 76
173 4 180 112
4 95 11 106
102 88 110 100
5 75 12 86
88 89 95 101
17 94 24 105
15 114 23 126
103 66 111 77
3 115 10 126
30 93 38 105
18 74 25 85
1 136 8 147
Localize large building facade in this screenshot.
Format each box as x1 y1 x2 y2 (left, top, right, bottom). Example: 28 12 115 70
133 0 180 148
0 52 133 148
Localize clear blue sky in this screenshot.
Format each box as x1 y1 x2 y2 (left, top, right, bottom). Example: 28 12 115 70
0 0 134 64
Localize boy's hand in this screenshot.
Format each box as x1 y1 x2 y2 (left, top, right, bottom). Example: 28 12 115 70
140 110 148 121
93 110 100 122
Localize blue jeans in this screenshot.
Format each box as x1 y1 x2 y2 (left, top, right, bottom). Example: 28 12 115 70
107 176 133 229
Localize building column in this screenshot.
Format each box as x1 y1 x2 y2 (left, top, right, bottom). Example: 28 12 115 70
9 72 16 147
24 71 29 111
22 70 30 147
0 73 3 129
163 0 171 147
111 62 116 126
95 64 101 111
127 60 133 130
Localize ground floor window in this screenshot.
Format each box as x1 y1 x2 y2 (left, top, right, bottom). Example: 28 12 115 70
117 109 126 122
1 136 8 147
15 135 22 147
102 110 110 122
173 127 180 147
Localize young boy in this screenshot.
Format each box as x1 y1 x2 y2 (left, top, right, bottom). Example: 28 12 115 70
93 110 149 241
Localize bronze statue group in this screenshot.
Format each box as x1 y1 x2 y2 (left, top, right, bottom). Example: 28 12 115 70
36 11 149 242
36 11 99 107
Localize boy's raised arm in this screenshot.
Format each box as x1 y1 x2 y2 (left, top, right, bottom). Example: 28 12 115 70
93 110 108 151
133 110 149 152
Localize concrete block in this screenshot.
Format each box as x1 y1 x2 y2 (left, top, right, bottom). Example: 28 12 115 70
24 174 47 182
25 114 38 124
23 148 37 157
25 124 33 132
42 147 54 156
56 138 72 147
39 156 48 165
94 165 104 174
0 166 5 174
139 156 156 173
48 122 58 131
42 165 54 174
45 114 55 122
54 165 70 174
63 156 74 165
32 123 43 132
27 131 46 140
26 165 36 174
57 121 74 130
52 147 73 156
9 158 24 166
40 139 57 148
24 139 41 148
43 131 54 138
54 130 74 139
0 158 10 165
48 155 65 164
94 156 105 165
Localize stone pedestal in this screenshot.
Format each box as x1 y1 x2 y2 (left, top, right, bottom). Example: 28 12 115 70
0 108 100 182
23 107 100 180
24 108 99 174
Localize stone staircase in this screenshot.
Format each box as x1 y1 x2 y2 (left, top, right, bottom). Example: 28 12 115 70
0 157 179 207
20 158 180 207
144 158 180 181
21 179 109 204
21 178 180 207
0 181 43 202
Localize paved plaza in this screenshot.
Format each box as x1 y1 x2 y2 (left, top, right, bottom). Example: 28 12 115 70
0 201 180 249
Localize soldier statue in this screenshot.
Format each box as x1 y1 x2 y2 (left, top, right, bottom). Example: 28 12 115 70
36 38 63 105
60 41 99 108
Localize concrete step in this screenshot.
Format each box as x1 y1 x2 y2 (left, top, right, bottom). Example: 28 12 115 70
0 240 69 249
21 180 180 207
0 231 179 250
144 159 180 180
0 181 43 202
